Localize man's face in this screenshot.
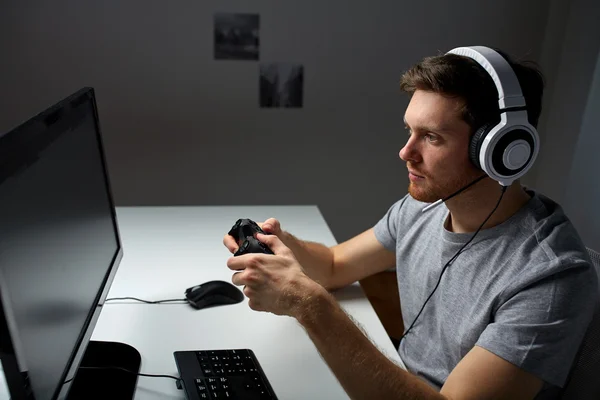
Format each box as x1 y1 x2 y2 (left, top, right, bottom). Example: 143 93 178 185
399 90 482 203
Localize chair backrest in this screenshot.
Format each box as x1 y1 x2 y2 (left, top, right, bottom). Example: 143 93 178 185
560 247 600 399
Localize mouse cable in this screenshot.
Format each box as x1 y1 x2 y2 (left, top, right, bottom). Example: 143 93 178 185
399 185 508 345
63 365 181 385
104 297 187 304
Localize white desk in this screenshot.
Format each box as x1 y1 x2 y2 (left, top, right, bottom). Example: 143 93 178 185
0 365 8 400
91 205 403 400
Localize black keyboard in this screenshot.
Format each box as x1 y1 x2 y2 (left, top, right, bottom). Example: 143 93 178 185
174 349 278 400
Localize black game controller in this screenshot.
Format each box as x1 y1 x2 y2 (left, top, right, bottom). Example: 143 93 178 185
228 218 274 256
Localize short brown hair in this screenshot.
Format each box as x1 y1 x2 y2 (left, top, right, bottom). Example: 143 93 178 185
399 48 545 132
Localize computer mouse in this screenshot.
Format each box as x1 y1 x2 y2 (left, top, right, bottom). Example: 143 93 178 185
184 280 244 310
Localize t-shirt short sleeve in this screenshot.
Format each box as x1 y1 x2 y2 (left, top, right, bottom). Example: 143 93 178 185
475 260 598 388
373 195 409 252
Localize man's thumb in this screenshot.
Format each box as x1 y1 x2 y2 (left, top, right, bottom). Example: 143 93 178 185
256 232 286 254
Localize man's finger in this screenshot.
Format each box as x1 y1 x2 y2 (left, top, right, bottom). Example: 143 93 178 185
256 233 289 255
232 270 259 287
248 298 263 312
232 271 244 286
226 255 251 271
223 235 239 253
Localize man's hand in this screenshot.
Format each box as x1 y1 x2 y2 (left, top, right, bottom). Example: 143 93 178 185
226 232 319 317
223 218 283 254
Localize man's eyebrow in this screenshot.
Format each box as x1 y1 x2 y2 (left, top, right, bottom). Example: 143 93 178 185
403 116 452 134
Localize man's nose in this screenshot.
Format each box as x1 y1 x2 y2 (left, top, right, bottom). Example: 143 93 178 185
399 135 420 163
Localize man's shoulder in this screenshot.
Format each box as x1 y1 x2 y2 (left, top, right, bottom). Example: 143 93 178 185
501 189 596 294
518 189 589 261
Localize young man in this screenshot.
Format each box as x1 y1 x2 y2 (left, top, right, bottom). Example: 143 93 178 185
223 47 597 399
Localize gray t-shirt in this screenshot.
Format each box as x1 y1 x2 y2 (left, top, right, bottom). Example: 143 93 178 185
373 188 598 397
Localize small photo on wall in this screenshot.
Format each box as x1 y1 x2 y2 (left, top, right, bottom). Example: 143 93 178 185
259 63 304 108
214 12 260 60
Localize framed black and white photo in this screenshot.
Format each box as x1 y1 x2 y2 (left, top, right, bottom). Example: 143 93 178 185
259 63 304 108
214 12 260 61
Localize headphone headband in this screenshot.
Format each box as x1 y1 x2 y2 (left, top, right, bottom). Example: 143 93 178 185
446 46 525 110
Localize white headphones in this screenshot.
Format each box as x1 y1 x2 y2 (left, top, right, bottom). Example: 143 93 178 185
446 46 540 187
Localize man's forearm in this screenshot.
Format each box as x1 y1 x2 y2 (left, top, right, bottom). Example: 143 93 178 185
279 231 335 288
296 285 447 400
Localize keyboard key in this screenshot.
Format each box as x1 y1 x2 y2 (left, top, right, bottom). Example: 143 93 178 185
195 382 210 400
191 349 276 399
249 372 262 382
196 351 210 363
209 350 230 357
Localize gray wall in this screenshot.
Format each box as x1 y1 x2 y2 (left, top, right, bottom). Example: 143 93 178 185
528 0 600 251
1 0 552 242
564 50 600 251
529 0 600 206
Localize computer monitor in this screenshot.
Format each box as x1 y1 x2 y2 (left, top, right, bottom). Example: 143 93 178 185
0 87 126 399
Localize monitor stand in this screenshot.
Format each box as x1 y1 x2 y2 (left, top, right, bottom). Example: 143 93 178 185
66 340 141 400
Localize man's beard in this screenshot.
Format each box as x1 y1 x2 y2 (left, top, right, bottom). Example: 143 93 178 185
408 170 483 203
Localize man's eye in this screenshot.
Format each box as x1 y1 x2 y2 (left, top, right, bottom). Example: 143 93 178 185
424 134 437 142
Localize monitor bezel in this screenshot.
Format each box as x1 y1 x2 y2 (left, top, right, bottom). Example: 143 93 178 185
0 87 124 400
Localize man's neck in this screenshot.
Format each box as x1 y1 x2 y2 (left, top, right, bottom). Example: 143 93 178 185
444 180 532 234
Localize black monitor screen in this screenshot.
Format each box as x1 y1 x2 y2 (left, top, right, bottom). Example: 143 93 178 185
0 88 121 399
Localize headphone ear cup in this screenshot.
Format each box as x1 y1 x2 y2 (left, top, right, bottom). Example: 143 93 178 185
469 124 492 169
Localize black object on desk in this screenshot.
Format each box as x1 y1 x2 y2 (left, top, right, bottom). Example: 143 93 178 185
174 349 277 399
185 280 244 309
66 341 141 400
228 219 274 256
0 87 127 400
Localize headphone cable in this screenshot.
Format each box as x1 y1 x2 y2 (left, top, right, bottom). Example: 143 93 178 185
422 174 488 212
440 174 488 202
400 184 508 344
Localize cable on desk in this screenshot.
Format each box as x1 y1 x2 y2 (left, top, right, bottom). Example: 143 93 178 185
63 365 182 385
104 297 187 304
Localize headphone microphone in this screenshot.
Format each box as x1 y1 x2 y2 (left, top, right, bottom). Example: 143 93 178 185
421 174 489 213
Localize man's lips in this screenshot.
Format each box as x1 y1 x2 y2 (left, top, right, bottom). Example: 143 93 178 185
408 170 425 178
